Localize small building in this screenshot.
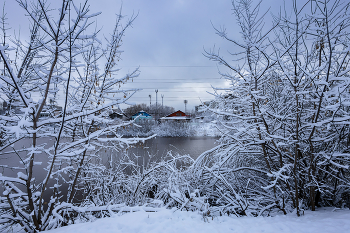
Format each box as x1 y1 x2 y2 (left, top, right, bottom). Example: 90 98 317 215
131 110 152 121
109 111 128 120
40 105 63 118
160 110 191 122
39 111 50 118
52 105 63 116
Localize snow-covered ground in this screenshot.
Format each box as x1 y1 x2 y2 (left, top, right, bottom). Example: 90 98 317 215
46 207 350 233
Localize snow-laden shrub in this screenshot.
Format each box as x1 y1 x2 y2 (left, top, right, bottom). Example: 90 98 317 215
0 1 146 232
119 121 198 137
203 0 350 216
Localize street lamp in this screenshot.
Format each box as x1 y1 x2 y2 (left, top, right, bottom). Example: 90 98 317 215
155 89 158 120
161 94 164 109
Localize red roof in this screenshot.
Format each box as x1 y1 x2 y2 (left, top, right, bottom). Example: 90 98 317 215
167 110 187 117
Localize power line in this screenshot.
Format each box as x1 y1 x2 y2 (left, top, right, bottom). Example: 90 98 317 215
132 77 225 80
130 97 212 100
125 79 226 81
139 88 212 90
129 100 212 102
120 65 219 68
128 81 217 83
125 79 224 85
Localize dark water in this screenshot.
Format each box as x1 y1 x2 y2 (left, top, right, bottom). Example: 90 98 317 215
1 136 219 178
1 137 218 202
126 136 218 158
98 136 219 170
1 136 218 171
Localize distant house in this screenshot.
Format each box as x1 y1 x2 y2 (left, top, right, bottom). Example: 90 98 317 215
0 101 24 115
110 112 123 119
109 111 128 120
39 111 50 118
131 110 152 121
160 110 191 122
52 105 63 116
40 105 62 118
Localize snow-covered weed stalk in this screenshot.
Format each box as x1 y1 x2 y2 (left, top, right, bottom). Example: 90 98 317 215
64 151 205 218
0 0 147 232
202 0 350 216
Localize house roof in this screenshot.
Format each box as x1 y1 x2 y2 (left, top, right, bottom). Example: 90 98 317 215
166 110 187 118
132 110 151 117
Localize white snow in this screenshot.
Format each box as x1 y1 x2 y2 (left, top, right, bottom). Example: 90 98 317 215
160 116 190 120
46 207 350 233
191 122 220 137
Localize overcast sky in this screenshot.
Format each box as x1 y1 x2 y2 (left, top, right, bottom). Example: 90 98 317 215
4 0 281 112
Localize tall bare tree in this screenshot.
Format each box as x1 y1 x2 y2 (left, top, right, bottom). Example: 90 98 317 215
0 0 144 231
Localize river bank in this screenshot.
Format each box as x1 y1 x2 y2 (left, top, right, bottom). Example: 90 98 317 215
117 121 220 137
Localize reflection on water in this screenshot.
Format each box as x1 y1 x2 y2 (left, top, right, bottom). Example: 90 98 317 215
100 137 219 168
130 136 218 159
1 136 219 202
1 136 219 174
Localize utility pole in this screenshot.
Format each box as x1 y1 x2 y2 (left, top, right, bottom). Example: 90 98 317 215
149 95 151 107
161 94 164 109
155 89 158 120
184 100 188 114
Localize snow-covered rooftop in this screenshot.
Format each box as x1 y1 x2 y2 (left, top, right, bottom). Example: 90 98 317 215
160 116 190 120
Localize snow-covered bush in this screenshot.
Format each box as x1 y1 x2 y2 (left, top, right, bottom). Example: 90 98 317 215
201 0 350 216
153 121 197 137
119 120 198 137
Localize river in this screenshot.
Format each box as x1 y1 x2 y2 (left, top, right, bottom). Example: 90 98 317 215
1 136 219 202
91 136 218 173
1 136 219 179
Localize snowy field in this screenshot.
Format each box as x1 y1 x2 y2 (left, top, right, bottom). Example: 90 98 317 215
45 207 350 233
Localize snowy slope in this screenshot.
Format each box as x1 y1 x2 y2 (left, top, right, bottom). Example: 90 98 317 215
46 207 350 233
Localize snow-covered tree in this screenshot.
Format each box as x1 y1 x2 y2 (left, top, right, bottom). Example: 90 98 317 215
200 0 350 216
269 0 350 213
0 0 144 231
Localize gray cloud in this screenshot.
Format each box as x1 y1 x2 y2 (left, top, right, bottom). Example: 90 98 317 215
3 0 281 112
